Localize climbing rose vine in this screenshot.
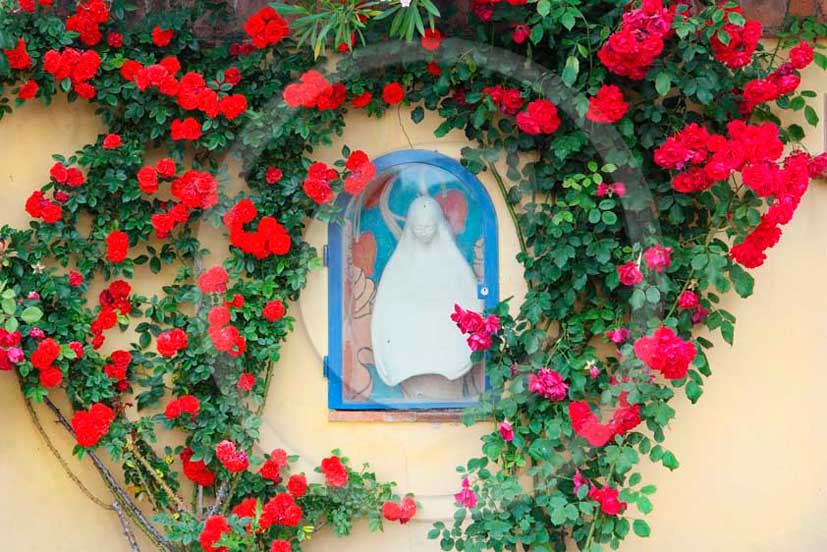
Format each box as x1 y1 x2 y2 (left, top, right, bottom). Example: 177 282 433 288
0 0 825 551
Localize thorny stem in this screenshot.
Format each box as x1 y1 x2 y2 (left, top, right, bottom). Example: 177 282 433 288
128 438 190 514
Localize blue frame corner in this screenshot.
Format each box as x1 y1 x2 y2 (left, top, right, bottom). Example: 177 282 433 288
327 150 499 411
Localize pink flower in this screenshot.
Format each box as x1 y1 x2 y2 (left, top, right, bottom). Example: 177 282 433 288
642 244 672 272
467 331 492 351
528 368 569 401
29 327 45 340
7 347 24 364
26 291 40 300
482 314 500 334
498 421 514 442
454 478 477 509
589 364 600 379
617 261 643 286
677 290 699 310
633 326 696 380
588 485 626 516
451 304 483 334
691 305 709 324
605 327 630 344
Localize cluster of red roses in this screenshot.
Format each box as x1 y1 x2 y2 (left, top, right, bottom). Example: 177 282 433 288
586 84 629 124
515 99 561 136
482 84 524 115
180 447 216 486
43 47 101 98
634 326 697 379
215 440 249 473
382 497 417 525
164 394 200 420
90 279 132 350
65 0 109 46
302 162 339 204
320 455 348 487
243 6 289 49
740 41 812 112
25 190 63 224
597 0 674 80
51 161 86 187
223 199 292 259
70 402 115 448
283 69 346 111
0 328 24 372
343 150 376 195
206 291 247 357
103 349 132 392
120 55 248 139
569 392 641 447
3 38 32 70
31 338 64 388
587 485 627 516
18 0 52 13
450 304 500 351
157 328 188 357
105 229 129 263
708 5 761 69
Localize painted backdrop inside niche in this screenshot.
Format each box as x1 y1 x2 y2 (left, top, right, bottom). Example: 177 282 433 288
339 162 490 406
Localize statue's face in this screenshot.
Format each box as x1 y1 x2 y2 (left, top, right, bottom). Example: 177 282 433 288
407 197 440 244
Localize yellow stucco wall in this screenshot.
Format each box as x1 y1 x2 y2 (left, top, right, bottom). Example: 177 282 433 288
2 58 827 551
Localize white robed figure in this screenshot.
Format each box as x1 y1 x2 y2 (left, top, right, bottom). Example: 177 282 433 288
371 195 483 388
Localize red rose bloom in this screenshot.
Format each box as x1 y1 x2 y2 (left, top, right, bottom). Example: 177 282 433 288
421 28 443 51
4 38 32 70
260 493 303 528
171 117 202 141
244 7 289 49
198 266 229 294
678 290 699 310
790 40 814 69
68 270 83 287
41 202 62 224
219 94 248 120
586 84 628 124
270 540 291 552
633 326 697 380
382 82 404 105
265 167 283 184
216 440 249 473
320 456 348 487
262 300 286 322
18 80 38 100
102 133 122 149
351 91 372 108
157 328 188 357
237 373 256 391
152 26 174 47
344 150 376 194
199 515 231 552
137 167 159 194
287 474 307 497
40 367 63 388
71 403 115 448
516 99 560 135
107 32 123 48
156 158 177 178
32 338 60 370
181 447 215 486
588 485 626 516
616 261 643 286
105 230 129 263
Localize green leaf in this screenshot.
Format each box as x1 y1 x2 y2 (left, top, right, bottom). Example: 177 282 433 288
411 106 425 124
805 105 819 126
633 519 651 538
1 297 15 315
562 56 580 88
655 72 671 96
537 0 551 16
686 380 703 404
20 306 43 324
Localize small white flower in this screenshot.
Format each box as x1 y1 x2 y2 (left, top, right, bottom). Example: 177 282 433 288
399 0 412 6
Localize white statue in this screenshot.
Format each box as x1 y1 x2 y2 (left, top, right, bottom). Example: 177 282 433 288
371 195 483 388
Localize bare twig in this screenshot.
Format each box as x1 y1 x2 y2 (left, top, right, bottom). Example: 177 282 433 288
112 500 142 552
42 397 179 552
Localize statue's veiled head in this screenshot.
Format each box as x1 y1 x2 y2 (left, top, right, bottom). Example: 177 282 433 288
406 196 442 244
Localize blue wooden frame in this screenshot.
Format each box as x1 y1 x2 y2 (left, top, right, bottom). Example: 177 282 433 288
326 150 500 411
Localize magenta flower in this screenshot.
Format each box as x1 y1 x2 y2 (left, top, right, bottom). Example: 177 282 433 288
642 243 672 272
528 368 569 401
7 347 24 364
454 478 477 509
498 421 514 442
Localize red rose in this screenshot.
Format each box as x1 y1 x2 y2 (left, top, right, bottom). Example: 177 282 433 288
105 230 129 263
427 60 441 76
32 338 60 370
265 167 283 184
181 447 215 486
790 40 814 69
320 456 348 487
287 474 307 497
152 26 174 47
156 158 177 178
102 133 122 149
677 290 699 310
586 84 628 124
40 202 62 224
382 501 401 522
71 403 115 448
17 80 38 100
616 261 642 286
244 7 289 49
120 59 143 81
588 485 626 516
107 32 123 48
4 38 32 70
69 341 84 359
223 67 242 86
351 91 372 108
237 372 256 391
260 493 303 528
642 243 671 272
262 300 286 322
270 540 291 552
68 271 83 287
137 167 159 194
633 326 696 379
219 94 248 120
344 150 376 194
198 515 231 552
50 162 68 184
208 306 231 328
198 266 229 294
382 82 404 105
516 99 560 135
421 28 443 51
157 328 188 357
171 117 202 141
216 440 249 473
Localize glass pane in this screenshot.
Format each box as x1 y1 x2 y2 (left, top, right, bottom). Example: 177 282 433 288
337 162 489 408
